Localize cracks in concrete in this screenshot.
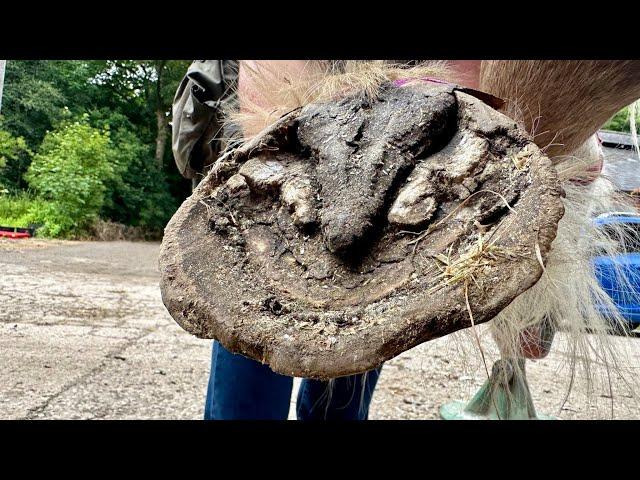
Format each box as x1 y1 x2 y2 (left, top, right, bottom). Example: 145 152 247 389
23 326 160 419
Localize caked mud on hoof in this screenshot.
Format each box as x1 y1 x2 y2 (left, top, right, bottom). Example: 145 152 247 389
159 81 564 379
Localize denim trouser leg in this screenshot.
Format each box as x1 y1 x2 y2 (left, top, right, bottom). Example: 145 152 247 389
296 368 382 420
204 341 293 420
204 341 381 420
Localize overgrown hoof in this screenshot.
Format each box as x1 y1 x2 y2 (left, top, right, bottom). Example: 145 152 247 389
159 81 564 379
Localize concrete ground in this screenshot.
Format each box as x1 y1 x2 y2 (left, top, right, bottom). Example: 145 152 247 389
1 239 639 420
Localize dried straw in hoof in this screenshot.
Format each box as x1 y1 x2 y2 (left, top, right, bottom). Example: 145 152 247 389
159 81 564 379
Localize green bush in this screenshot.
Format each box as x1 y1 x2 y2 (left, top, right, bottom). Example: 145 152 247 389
0 193 77 237
0 193 39 226
3 112 178 239
24 116 115 237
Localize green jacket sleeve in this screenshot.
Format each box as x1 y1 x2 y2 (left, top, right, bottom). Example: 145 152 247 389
171 60 238 180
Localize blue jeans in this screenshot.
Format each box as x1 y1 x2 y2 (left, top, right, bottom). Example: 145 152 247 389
204 341 382 420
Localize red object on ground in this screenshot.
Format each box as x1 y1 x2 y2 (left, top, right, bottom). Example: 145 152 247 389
0 231 31 239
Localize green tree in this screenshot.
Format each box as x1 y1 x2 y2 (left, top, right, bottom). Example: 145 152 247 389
24 116 115 237
1 60 192 235
90 60 191 164
91 110 177 230
2 61 104 147
0 122 32 192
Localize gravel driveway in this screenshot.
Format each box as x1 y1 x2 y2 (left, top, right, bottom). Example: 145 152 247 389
1 239 638 419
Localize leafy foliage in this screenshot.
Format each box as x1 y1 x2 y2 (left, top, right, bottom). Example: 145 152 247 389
603 105 639 133
0 60 192 238
92 111 178 230
24 117 115 237
0 192 73 238
2 61 103 148
0 122 33 192
0 193 45 228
